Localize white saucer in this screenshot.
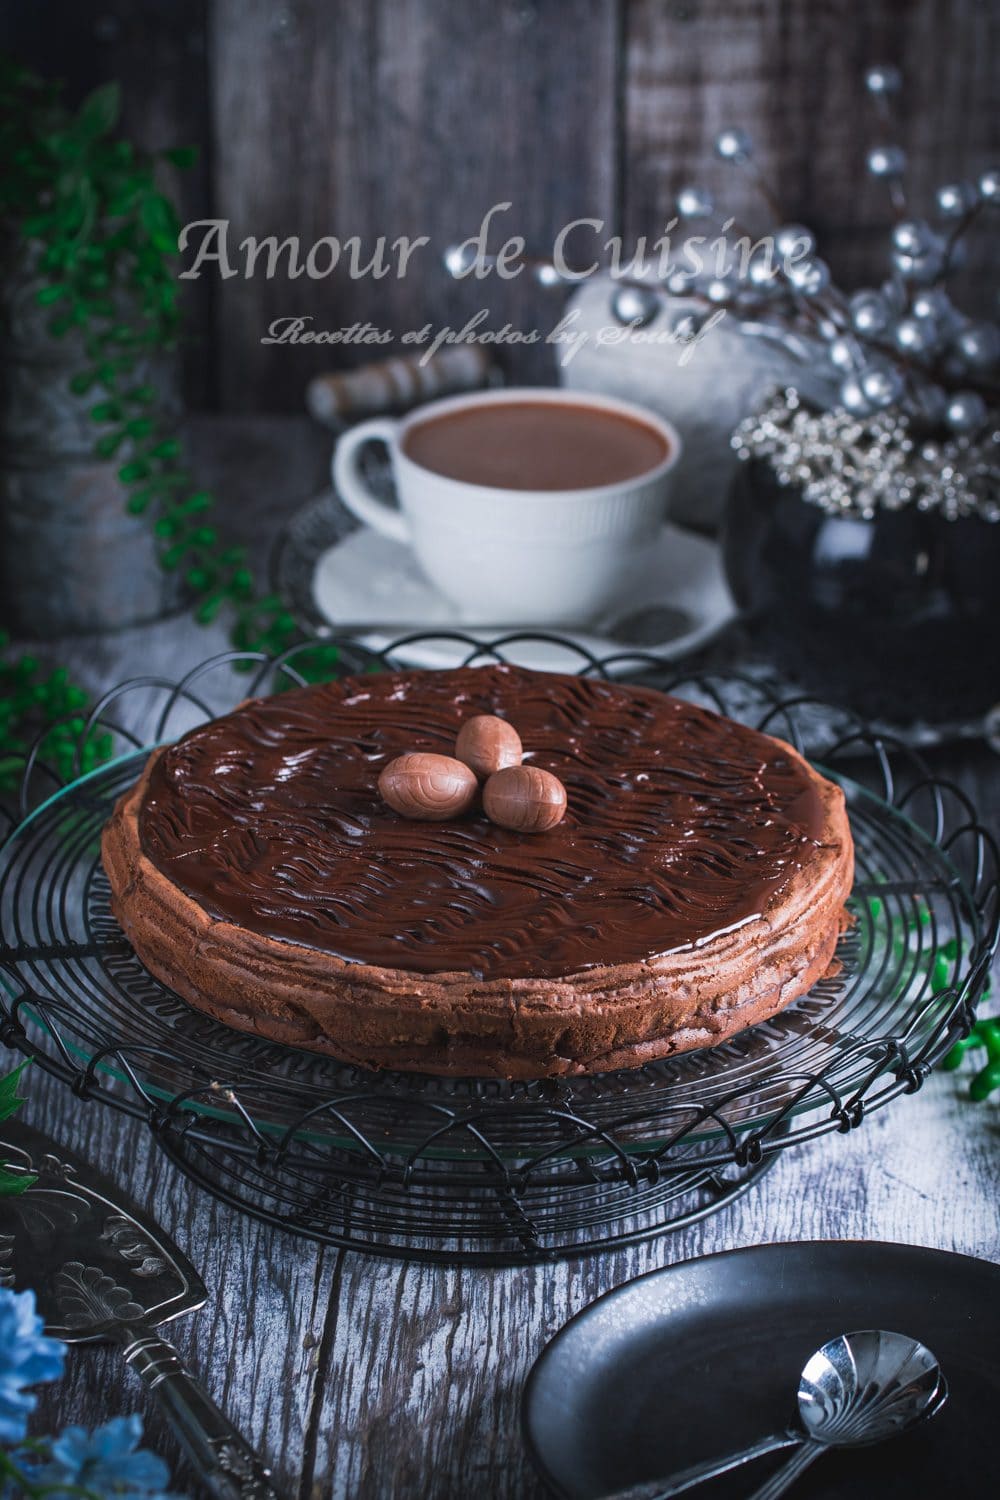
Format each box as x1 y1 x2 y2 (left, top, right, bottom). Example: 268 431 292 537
311 521 735 673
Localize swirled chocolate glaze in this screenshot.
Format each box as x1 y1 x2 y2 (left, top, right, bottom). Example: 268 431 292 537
138 666 826 981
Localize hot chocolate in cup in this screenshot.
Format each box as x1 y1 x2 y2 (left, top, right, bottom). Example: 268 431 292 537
331 387 681 626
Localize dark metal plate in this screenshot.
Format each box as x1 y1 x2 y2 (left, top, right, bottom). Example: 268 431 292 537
523 1240 1000 1498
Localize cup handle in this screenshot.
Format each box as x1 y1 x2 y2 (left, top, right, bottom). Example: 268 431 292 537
332 416 411 545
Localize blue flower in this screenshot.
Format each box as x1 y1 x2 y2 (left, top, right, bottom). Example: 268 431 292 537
32 1410 187 1494
0 1286 66 1442
37 1412 185 1497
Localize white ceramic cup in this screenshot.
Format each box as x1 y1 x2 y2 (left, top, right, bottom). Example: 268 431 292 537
331 386 681 626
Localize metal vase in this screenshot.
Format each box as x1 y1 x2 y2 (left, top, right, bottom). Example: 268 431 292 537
0 251 184 638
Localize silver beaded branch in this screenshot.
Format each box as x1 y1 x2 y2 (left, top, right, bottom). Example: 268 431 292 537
624 70 999 437
444 64 998 446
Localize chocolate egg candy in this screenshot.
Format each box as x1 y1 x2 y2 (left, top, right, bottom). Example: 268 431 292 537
378 753 478 821
483 765 567 833
454 714 523 780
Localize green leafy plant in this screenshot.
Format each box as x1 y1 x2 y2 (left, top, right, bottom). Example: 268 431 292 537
942 1011 1000 1100
0 60 338 790
0 636 112 795
0 1063 35 1196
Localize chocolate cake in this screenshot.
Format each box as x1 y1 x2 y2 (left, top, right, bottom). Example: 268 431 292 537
101 665 854 1078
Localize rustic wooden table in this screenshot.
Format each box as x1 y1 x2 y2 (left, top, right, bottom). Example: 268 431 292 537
11 418 1000 1500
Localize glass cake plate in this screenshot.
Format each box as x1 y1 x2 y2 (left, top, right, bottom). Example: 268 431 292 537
0 643 995 1263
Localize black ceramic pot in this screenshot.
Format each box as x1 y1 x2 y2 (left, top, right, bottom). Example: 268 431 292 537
723 459 1000 724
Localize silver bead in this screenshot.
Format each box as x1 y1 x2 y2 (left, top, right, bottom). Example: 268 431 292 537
979 169 1000 201
867 145 907 178
675 185 714 218
850 290 891 335
774 223 816 260
829 336 858 370
443 243 478 277
714 127 752 162
891 219 935 257
864 65 901 95
665 269 694 296
840 374 873 416
745 252 780 290
945 391 988 435
534 262 563 287
954 321 1000 370
892 247 944 285
610 284 660 327
704 276 737 304
894 316 939 355
785 256 830 296
861 365 905 408
911 288 954 324
936 181 979 218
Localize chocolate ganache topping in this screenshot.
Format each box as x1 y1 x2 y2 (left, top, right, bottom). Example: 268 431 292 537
138 665 827 981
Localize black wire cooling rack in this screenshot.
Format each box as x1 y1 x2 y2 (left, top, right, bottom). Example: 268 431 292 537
0 640 996 1264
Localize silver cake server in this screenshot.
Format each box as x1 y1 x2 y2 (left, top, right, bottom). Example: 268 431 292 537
0 1119 281 1500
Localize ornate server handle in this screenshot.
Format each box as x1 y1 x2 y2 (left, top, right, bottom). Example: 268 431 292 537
113 1320 282 1500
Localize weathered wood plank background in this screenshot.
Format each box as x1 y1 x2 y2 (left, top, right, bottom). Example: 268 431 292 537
2 0 997 410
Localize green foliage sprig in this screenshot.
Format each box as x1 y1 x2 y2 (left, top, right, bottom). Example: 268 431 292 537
943 1012 1000 1100
0 60 338 790
0 1062 34 1196
0 635 111 793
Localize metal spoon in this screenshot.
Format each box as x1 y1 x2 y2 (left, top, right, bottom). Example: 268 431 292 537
603 1329 946 1500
